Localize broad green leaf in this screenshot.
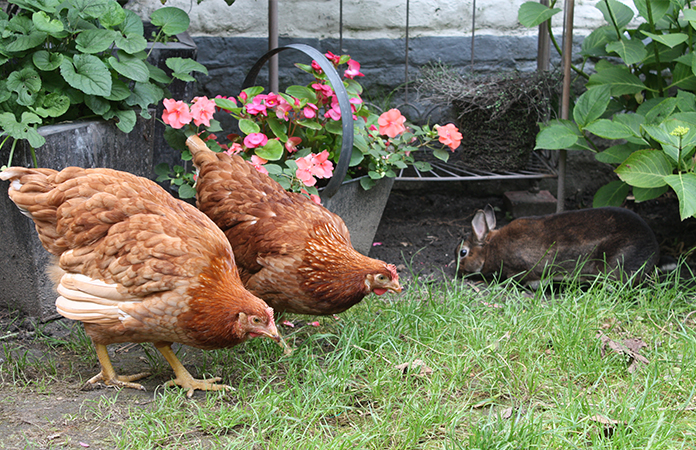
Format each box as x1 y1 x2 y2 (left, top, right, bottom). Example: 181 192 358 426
213 98 238 112
595 143 636 164
108 52 150 82
349 147 365 166
114 32 147 54
163 125 187 151
685 8 696 30
242 86 265 98
605 38 647 65
644 97 678 124
146 62 171 84
360 177 377 190
0 80 12 103
167 57 208 81
585 119 636 140
286 85 317 102
99 1 126 28
238 118 260 135
325 120 343 135
573 85 611 128
616 149 673 188
640 30 689 48
84 94 110 115
676 90 696 112
264 164 282 175
5 30 46 52
13 0 61 13
125 81 163 110
71 0 110 19
586 67 647 95
671 60 696 90
32 50 63 71
105 108 136 133
117 9 144 36
353 134 369 154
31 92 69 117
642 123 679 149
581 26 615 57
255 139 283 161
7 67 41 106
267 116 288 141
75 29 116 54
534 120 580 150
150 7 190 36
105 79 132 101
517 2 561 27
0 111 45 147
345 78 363 95
633 185 669 202
297 119 323 130
593 180 631 207
634 0 671 23
60 54 112 96
32 10 63 33
596 0 635 28
664 172 696 219
178 183 196 199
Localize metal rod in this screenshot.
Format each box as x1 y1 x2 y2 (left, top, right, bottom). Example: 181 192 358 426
471 0 476 72
268 0 279 93
405 0 410 103
339 0 343 51
557 0 574 212
537 0 550 71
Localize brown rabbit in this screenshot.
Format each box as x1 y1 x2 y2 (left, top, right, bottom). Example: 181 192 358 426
457 205 660 283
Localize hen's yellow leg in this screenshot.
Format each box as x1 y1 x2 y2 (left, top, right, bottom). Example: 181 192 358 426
85 343 150 390
156 344 232 398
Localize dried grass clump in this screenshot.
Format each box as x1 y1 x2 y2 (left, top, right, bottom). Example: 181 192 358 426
417 64 560 171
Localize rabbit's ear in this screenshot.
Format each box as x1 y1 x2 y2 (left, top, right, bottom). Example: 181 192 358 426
483 204 496 229
471 210 490 243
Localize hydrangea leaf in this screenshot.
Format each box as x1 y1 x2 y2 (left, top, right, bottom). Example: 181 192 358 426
593 180 631 207
616 149 672 188
517 1 561 27
664 173 696 219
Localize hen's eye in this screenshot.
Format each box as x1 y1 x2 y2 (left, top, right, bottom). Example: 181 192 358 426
377 274 386 281
252 317 261 324
459 247 468 258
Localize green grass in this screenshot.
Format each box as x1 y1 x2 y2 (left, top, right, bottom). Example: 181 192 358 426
3 266 696 448
79 268 696 449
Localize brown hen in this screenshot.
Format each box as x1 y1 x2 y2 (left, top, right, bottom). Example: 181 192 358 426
0 166 286 396
187 135 402 316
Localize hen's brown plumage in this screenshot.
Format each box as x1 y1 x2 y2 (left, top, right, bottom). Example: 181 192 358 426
1 166 284 395
187 135 401 316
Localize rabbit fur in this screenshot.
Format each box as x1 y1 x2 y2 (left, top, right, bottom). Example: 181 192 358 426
457 205 660 283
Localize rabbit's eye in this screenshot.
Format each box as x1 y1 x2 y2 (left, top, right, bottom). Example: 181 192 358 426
459 247 468 258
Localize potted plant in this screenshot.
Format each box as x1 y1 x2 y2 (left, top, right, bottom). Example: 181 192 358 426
0 0 205 320
157 45 462 253
519 0 696 220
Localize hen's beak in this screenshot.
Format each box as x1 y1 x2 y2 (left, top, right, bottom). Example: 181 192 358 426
388 280 403 294
261 322 293 355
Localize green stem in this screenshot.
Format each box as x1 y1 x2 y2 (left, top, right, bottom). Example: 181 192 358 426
548 26 590 80
644 0 664 97
6 138 17 168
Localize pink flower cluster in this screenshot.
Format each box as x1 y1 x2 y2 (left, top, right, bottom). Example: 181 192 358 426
295 150 334 187
162 96 217 129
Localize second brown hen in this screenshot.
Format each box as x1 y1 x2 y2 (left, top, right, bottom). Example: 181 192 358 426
187 135 402 316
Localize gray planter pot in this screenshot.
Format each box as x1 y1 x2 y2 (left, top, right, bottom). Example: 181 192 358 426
322 177 395 256
0 116 156 321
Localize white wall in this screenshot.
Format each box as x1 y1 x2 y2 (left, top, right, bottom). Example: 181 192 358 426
126 0 635 40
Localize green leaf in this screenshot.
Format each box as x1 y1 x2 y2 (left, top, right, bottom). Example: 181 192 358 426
676 90 696 113
586 67 647 95
178 183 196 199
285 85 317 102
32 11 63 33
605 38 647 66
633 185 669 202
297 119 323 130
349 147 365 166
75 29 116 54
7 67 41 106
71 0 110 20
671 59 696 90
595 143 636 164
255 139 283 161
118 9 144 36
163 126 187 151
5 30 47 52
125 81 164 110
0 111 45 147
214 98 238 112
685 8 696 30
114 32 147 54
108 52 150 82
31 92 69 117
360 177 378 190
60 54 112 96
99 1 126 28
146 62 171 84
266 116 288 141
633 0 671 23
616 149 673 188
107 108 136 133
238 118 260 135
105 78 132 101
534 120 580 150
325 120 343 135
517 2 561 27
84 94 110 115
584 119 636 140
573 85 611 128
150 7 190 36
593 180 631 207
664 173 696 219
32 50 63 71
581 26 615 57
597 0 635 28
640 30 689 48
166 57 208 81
644 97 678 124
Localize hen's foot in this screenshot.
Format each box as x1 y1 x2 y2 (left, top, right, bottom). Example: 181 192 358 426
164 374 233 398
82 370 150 391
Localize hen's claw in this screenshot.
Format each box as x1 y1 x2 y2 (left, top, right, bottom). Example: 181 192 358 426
84 370 150 391
164 375 234 398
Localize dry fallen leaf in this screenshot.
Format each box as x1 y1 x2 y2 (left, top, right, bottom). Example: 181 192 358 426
597 331 649 372
501 407 514 419
395 359 434 377
587 414 627 439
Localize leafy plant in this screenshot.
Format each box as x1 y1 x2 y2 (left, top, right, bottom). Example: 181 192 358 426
519 0 696 219
159 52 462 199
0 0 208 168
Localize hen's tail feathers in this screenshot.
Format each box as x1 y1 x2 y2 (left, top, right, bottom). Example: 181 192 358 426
186 135 219 169
0 167 58 219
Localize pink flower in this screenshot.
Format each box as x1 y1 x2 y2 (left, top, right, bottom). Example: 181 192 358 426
295 156 317 187
312 83 334 104
301 189 322 205
436 123 463 150
324 96 341 121
378 108 407 138
223 142 244 156
264 93 279 108
162 98 192 129
324 51 341 65
238 91 248 102
285 136 302 153
303 103 318 119
249 155 268 175
244 133 268 148
311 60 323 74
246 96 268 116
190 96 216 127
344 59 364 79
310 150 333 178
275 97 293 120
